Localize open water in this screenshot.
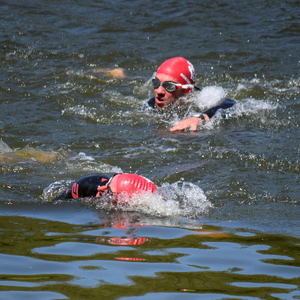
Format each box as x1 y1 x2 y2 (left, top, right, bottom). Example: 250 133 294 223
0 0 299 299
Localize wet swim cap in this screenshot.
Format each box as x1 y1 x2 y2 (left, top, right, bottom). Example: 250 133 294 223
109 173 157 202
71 175 110 199
156 57 196 86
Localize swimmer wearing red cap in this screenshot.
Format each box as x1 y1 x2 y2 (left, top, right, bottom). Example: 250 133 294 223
55 173 157 203
144 57 236 131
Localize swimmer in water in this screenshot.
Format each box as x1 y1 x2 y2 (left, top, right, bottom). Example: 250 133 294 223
55 173 157 204
142 57 236 131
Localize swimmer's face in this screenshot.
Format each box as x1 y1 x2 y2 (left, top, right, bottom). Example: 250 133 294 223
96 184 109 197
96 177 117 197
153 73 185 110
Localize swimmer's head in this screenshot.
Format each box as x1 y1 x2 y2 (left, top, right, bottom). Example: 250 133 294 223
108 173 157 203
156 57 196 91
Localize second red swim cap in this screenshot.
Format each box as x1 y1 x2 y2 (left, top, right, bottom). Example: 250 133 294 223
156 57 196 85
110 173 157 199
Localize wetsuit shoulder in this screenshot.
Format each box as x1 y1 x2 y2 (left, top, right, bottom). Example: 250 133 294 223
202 98 236 119
147 97 155 108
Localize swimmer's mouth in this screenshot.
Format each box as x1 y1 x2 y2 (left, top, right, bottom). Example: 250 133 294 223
155 97 165 103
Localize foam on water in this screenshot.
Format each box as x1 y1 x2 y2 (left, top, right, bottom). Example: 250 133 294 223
95 180 212 218
194 86 226 109
212 98 278 125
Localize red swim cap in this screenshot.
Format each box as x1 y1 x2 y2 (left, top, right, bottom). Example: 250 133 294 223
156 57 196 85
109 173 157 203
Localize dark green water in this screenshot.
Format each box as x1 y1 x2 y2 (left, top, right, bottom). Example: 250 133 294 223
0 0 299 299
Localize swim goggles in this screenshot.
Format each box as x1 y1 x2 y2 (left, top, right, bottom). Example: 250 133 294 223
96 173 118 197
152 77 194 93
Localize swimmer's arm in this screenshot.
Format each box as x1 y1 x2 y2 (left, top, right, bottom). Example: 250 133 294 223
170 114 209 132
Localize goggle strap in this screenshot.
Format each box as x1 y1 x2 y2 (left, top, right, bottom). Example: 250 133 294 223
180 84 194 89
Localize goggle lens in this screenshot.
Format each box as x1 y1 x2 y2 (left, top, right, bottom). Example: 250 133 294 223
152 78 177 92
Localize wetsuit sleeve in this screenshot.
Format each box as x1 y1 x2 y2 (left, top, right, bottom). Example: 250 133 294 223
53 175 110 200
202 98 236 119
147 97 155 108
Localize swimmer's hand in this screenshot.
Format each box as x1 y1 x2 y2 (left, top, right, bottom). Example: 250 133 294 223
170 115 209 132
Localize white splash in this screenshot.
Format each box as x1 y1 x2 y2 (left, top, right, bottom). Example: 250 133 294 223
105 181 213 218
233 98 277 116
41 179 73 201
194 86 226 110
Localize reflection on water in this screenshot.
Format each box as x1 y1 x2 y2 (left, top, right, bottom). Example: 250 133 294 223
0 205 299 300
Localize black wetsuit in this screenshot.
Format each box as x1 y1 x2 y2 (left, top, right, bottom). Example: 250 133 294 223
55 175 110 200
